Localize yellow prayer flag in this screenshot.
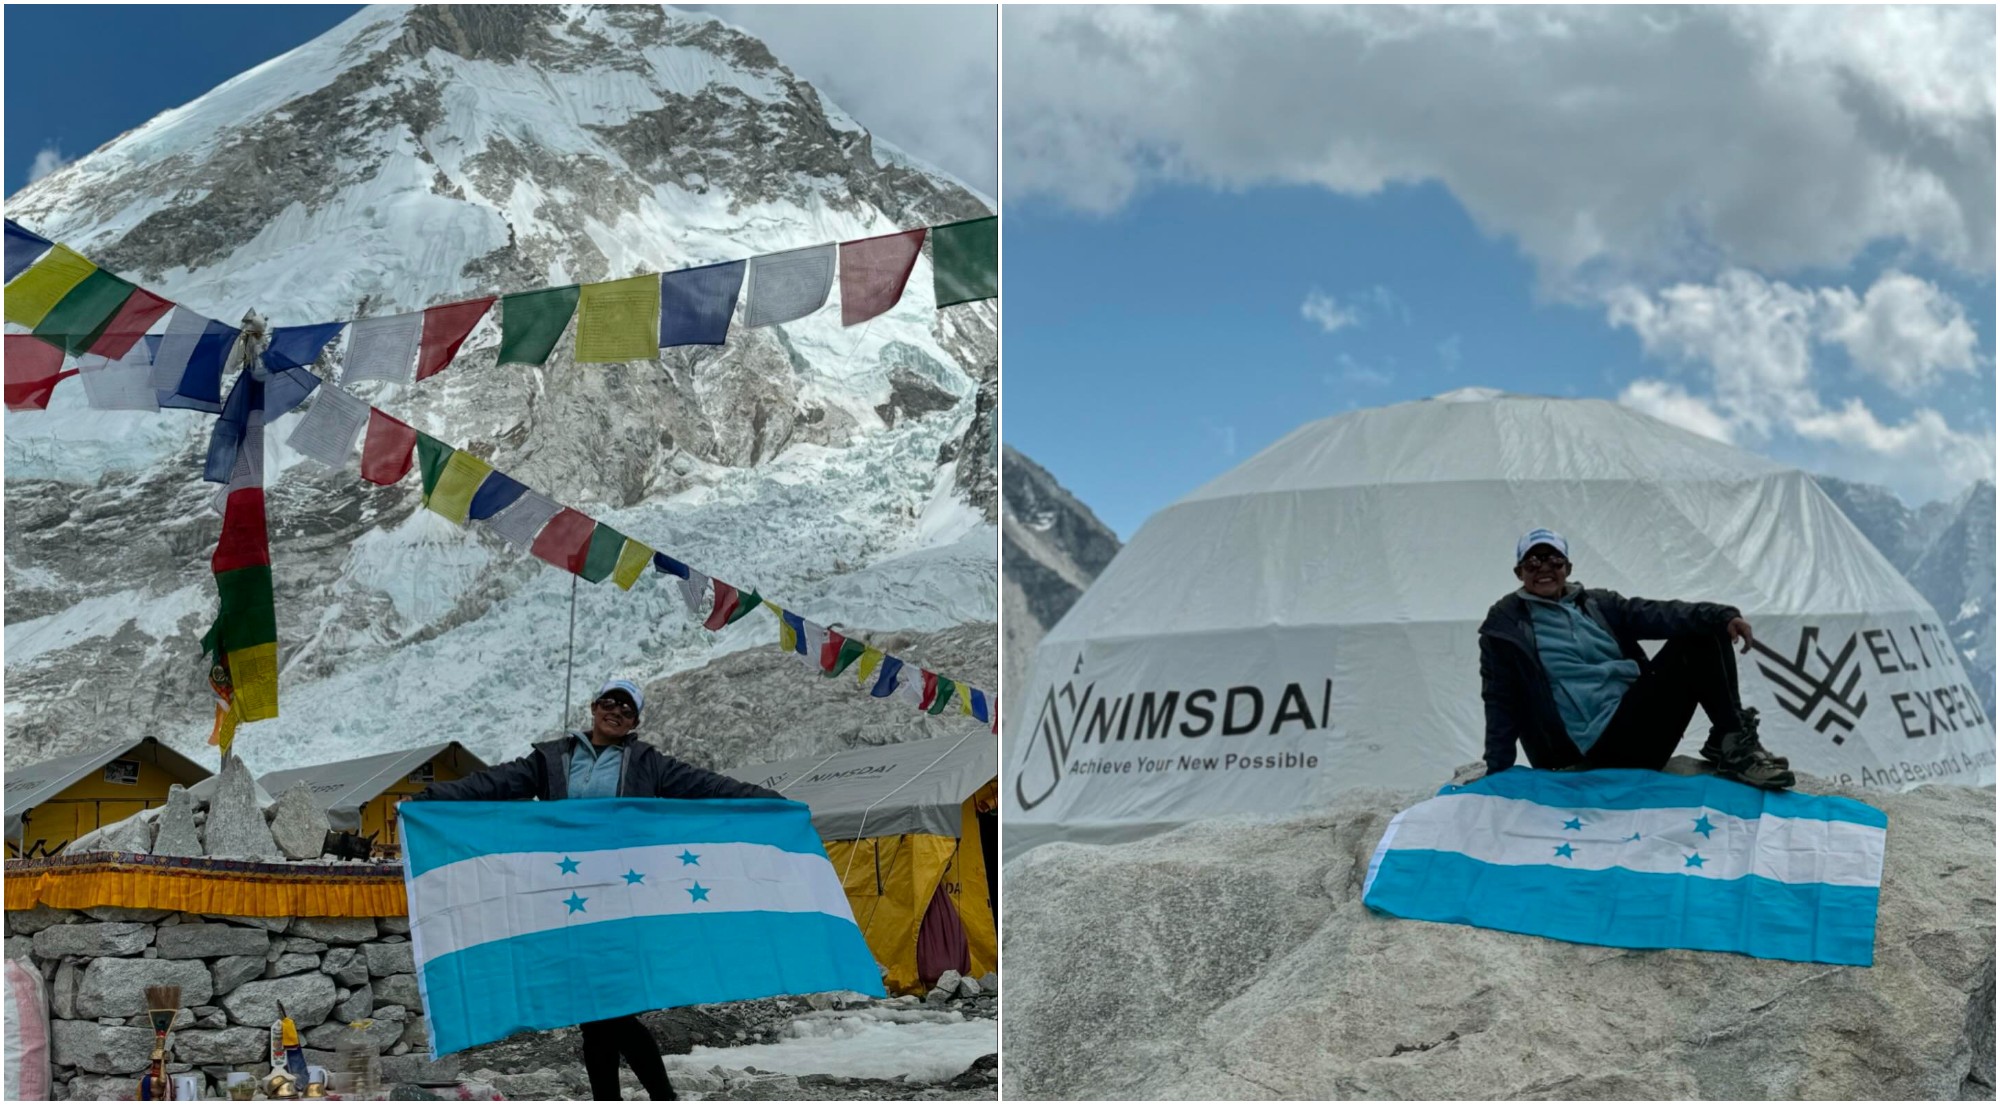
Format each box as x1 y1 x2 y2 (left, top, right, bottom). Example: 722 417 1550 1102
5 245 98 329
611 538 653 591
208 699 242 760
777 609 798 653
228 641 280 722
428 452 494 526
854 646 884 685
958 683 974 716
574 274 661 363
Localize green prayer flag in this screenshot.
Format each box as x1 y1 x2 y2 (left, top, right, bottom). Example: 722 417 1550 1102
725 588 763 626
208 566 277 655
34 268 136 354
931 217 996 307
927 675 958 715
498 285 581 366
416 433 453 503
826 636 867 676
581 523 626 584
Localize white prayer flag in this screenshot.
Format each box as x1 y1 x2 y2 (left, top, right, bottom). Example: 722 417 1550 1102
77 342 160 412
149 307 210 391
340 311 423 385
744 244 836 328
486 491 564 550
798 621 829 674
285 384 371 469
677 570 711 618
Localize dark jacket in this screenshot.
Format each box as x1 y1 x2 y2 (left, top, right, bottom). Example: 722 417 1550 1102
1479 585 1739 774
415 733 782 802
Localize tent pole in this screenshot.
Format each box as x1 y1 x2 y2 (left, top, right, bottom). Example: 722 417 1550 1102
561 574 578 733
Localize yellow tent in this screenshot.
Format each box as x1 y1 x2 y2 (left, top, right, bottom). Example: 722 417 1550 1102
4 737 212 858
735 735 997 995
258 741 487 853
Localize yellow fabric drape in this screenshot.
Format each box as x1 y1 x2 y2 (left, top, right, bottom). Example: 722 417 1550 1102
5 863 407 917
823 832 959 995
946 787 999 980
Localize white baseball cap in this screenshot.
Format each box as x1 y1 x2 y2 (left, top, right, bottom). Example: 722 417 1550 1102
595 678 644 715
1515 528 1569 562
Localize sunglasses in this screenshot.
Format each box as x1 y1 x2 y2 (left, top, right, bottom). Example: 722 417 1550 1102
1519 553 1571 570
593 698 638 720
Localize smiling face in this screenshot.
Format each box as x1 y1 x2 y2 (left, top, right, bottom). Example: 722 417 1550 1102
1514 544 1572 599
589 693 639 742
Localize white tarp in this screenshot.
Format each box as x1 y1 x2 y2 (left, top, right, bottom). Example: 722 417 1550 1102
1003 390 1994 860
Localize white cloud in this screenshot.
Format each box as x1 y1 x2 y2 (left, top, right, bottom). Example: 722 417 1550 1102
1438 335 1463 373
695 5 996 197
1618 379 1735 444
1004 5 1993 283
1791 401 1995 491
1816 271 1980 395
1333 353 1391 388
27 146 69 184
1300 289 1358 334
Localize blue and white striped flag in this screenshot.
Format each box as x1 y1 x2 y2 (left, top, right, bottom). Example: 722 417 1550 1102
400 797 886 1056
1362 769 1886 966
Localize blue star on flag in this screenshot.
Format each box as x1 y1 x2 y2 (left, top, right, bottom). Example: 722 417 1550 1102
1692 815 1715 838
678 850 700 866
687 882 711 902
1685 853 1706 869
1562 817 1583 831
557 856 581 875
623 870 645 886
564 892 588 913
1553 842 1576 859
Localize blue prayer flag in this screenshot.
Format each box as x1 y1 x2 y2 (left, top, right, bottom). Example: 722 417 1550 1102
160 319 240 414
781 610 808 655
263 321 346 371
399 797 884 1057
659 260 744 348
467 471 528 521
5 219 52 282
969 688 990 724
653 553 691 579
869 656 904 698
1362 768 1887 966
263 365 321 420
205 370 262 483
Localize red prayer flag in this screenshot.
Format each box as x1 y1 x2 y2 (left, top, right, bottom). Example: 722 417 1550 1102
839 229 926 327
360 408 418 485
211 488 272 573
530 508 596 574
919 670 940 711
4 335 75 410
416 296 496 381
703 581 741 631
87 287 174 360
820 628 846 673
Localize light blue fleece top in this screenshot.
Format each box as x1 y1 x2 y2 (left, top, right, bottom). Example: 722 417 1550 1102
566 733 624 799
1523 590 1641 754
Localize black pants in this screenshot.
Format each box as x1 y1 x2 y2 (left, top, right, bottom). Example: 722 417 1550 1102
580 1015 675 1101
1580 631 1746 770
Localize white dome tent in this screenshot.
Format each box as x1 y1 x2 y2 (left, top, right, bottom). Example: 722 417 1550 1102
1004 390 1993 860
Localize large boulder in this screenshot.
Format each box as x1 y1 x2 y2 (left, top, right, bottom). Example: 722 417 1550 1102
289 917 377 945
156 923 269 960
220 972 337 1028
202 755 279 860
173 1025 272 1065
363 941 414 977
210 955 266 997
51 1020 155 1074
1001 780 1996 1100
5 905 79 934
31 921 152 959
267 782 332 861
320 947 368 987
74 957 212 1018
373 972 421 1010
151 784 204 858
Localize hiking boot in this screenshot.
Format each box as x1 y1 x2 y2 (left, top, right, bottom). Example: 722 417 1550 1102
1702 709 1795 790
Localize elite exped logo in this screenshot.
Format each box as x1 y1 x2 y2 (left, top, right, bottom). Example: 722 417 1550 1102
1013 658 1333 811
1750 622 1987 743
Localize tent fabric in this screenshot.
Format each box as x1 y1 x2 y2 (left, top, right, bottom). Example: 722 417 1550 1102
914 880 970 986
258 742 487 832
735 734 997 840
3 738 214 840
1004 390 1997 861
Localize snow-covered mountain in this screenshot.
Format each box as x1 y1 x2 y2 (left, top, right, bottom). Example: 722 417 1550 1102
4 4 996 778
999 447 1119 724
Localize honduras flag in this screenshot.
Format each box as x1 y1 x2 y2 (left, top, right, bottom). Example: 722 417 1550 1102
400 797 886 1056
1362 769 1886 966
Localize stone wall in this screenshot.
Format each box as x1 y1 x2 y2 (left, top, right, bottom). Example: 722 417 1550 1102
5 905 460 1101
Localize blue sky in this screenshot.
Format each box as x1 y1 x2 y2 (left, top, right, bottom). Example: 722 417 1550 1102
1004 6 1996 539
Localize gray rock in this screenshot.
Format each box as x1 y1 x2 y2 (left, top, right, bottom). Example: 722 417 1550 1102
376 915 410 936
671 1066 726 1093
980 971 998 995
280 937 329 955
378 1052 461 1085
209 955 265 997
934 969 963 994
332 983 372 1023
398 1014 428 1050
80 905 175 924
220 972 336 1028
486 1068 571 1099
307 1005 404 1051
4 935 32 962
378 933 407 943
267 953 320 978
68 811 155 856
1001 779 1997 1100
205 914 291 933
201 756 279 860
267 782 332 861
51 1019 156 1074
321 946 368 987
32 921 153 959
955 975 982 998
7 905 79 934
363 941 414 977
288 917 377 944
193 1009 228 1030
52 958 81 1019
172 1025 271 1065
151 784 204 858
373 972 420 1009
155 923 269 960
925 986 952 1004
74 958 212 1018
68 1073 147 1101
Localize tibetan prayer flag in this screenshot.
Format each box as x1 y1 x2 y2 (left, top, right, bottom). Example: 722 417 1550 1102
467 471 528 521
341 312 423 384
745 244 835 328
205 483 278 726
487 491 563 550
264 365 322 421
853 646 884 686
34 269 137 354
868 656 904 699
927 675 957 716
957 683 974 717
724 588 761 626
1362 769 1887 966
799 621 830 675
653 553 691 580
4 334 75 410
969 688 990 724
87 285 173 360
398 796 883 1057
819 629 846 673
286 385 370 469
531 508 596 574
361 408 418 485
75 341 160 411
206 370 264 483
415 433 453 503
611 539 653 591
778 610 805 654
581 523 627 584
703 581 741 630
839 229 925 326
497 285 579 366
5 244 98 329
418 296 496 380
826 637 867 677
154 311 238 414
892 666 925 708
659 260 744 347
918 671 940 711
429 451 495 525
575 274 661 363
677 569 711 618
5 219 52 282
264 322 346 371
932 216 997 307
